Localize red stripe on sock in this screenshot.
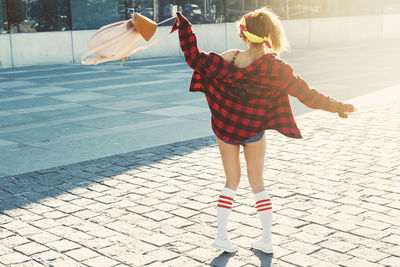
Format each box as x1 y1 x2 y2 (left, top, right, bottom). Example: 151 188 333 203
218 199 232 205
256 198 270 205
256 203 271 209
218 204 232 209
220 195 234 201
258 207 272 212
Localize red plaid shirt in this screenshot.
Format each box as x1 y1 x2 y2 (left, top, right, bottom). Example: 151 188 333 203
173 13 352 143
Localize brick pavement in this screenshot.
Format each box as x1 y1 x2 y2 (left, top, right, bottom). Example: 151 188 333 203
0 84 399 266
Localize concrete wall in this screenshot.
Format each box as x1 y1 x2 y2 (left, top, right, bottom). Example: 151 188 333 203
10 31 73 67
72 30 96 64
347 15 383 43
1 14 399 68
226 22 247 51
0 34 12 68
192 23 227 53
309 17 347 47
383 14 400 40
284 19 310 48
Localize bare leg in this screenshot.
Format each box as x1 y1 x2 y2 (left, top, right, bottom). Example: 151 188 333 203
212 137 241 252
243 135 273 253
215 137 241 190
243 135 266 193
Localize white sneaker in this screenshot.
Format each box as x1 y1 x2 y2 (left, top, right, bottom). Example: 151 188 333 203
251 239 273 254
211 238 238 253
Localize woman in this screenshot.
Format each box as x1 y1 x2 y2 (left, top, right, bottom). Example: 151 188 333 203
174 9 355 254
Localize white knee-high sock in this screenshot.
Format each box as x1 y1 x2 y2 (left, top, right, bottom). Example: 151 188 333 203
216 187 235 240
254 190 272 243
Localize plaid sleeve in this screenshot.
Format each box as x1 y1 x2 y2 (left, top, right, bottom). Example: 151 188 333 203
176 12 230 79
277 61 353 114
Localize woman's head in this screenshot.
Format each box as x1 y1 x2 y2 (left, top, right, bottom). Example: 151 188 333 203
239 8 289 54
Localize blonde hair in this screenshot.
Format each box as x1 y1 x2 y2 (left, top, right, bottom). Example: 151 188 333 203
240 8 289 54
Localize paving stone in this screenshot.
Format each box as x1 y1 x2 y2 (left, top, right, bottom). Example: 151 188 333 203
0 220 30 232
69 197 97 207
276 208 308 219
362 202 392 213
0 252 31 265
143 210 175 222
378 256 400 266
328 220 359 232
272 224 301 236
339 204 366 215
42 210 67 220
281 252 330 266
0 244 13 256
289 231 327 245
85 202 111 213
44 225 73 237
311 248 353 263
97 244 142 264
29 218 61 229
301 214 333 225
1 235 30 247
348 247 391 263
162 216 195 229
78 238 115 251
164 255 203 266
40 198 69 208
350 227 391 240
65 248 99 262
170 207 199 219
83 256 120 267
11 225 42 237
9 260 44 267
299 223 336 237
363 212 399 227
168 240 198 254
318 240 357 253
281 240 319 255
340 257 382 267
71 209 98 220
145 261 165 266
117 213 142 225
103 207 128 218
381 235 400 245
28 232 62 244
11 211 43 222
141 234 175 247
134 197 162 207
46 239 81 252
55 192 79 201
356 218 392 231
143 248 180 263
14 242 49 256
232 225 261 238
0 215 14 225
185 247 215 263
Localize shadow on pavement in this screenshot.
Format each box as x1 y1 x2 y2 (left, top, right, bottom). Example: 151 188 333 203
251 248 273 267
210 251 237 266
0 136 215 213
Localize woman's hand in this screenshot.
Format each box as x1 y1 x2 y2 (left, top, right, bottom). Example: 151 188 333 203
338 104 357 118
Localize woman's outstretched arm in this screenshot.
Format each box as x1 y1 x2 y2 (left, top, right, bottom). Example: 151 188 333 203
174 12 231 80
276 62 355 118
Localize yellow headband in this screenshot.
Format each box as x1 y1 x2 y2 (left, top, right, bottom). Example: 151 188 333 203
240 12 271 48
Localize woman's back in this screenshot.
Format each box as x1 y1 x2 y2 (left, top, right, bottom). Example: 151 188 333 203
221 49 266 69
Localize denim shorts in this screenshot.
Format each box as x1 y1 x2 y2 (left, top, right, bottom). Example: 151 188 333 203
218 131 265 146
